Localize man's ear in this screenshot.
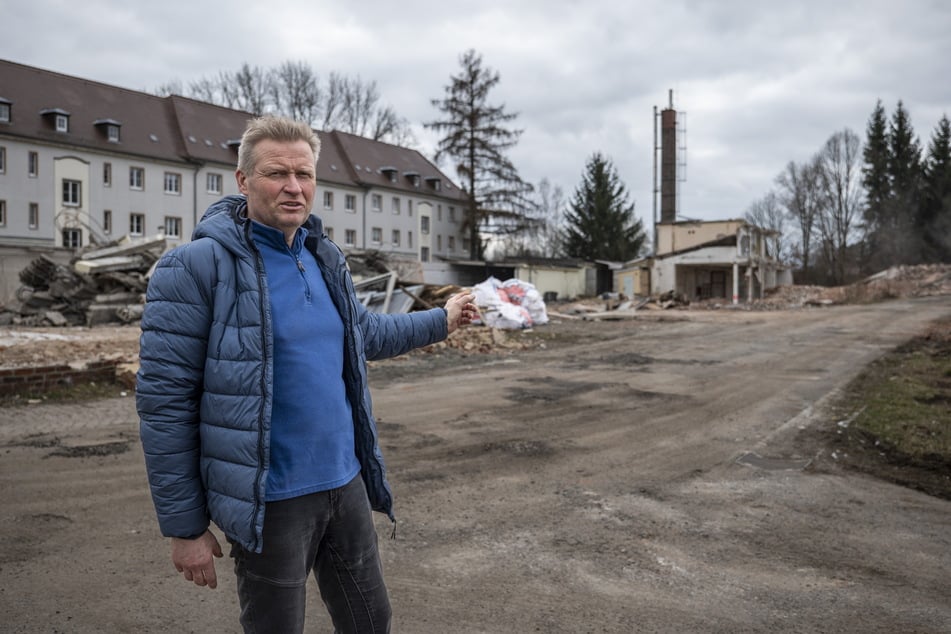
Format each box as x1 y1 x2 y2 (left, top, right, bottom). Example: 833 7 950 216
235 169 248 195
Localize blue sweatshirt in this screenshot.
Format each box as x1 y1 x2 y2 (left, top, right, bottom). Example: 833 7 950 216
251 221 360 501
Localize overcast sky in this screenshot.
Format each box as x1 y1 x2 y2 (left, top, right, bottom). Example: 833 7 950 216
4 0 949 228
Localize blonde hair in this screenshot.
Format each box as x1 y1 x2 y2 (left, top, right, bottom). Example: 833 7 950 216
237 116 321 175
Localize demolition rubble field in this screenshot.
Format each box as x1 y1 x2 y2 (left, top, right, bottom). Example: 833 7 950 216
1 295 950 633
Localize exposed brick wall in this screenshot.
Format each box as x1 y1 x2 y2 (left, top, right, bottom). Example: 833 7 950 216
0 360 120 396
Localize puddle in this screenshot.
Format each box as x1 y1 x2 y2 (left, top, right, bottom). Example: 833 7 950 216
736 451 812 471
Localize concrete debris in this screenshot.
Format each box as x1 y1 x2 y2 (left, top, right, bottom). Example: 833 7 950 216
2 234 166 327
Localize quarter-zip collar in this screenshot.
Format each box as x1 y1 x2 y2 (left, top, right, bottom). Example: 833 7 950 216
250 219 309 255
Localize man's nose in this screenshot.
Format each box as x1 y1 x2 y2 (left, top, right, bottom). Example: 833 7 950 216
283 174 303 192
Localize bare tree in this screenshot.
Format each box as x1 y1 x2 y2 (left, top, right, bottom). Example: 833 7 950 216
270 61 322 126
775 158 823 280
162 62 414 144
494 178 566 258
744 191 788 262
815 128 864 284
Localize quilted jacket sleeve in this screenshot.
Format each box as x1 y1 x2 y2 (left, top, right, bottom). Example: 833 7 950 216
358 301 448 361
136 247 214 539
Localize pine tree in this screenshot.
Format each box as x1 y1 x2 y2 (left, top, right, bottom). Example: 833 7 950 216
861 100 890 255
425 50 533 260
920 115 951 261
887 101 923 263
562 153 646 261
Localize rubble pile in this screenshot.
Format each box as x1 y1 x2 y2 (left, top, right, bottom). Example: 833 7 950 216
0 235 166 327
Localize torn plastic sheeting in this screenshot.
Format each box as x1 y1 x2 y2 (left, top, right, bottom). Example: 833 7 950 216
472 277 549 329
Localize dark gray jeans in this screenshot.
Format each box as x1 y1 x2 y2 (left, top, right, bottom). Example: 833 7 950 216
229 475 391 633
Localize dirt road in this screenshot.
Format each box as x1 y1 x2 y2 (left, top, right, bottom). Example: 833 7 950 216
2 297 950 633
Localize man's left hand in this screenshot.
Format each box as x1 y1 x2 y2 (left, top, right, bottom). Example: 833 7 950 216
444 291 478 334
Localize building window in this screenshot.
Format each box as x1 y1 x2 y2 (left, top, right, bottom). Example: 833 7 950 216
207 172 222 194
392 197 401 215
0 146 5 173
326 227 334 241
28 151 38 177
130 167 144 190
164 216 182 239
103 162 112 186
463 237 471 253
449 236 456 252
29 203 39 229
371 227 382 244
408 231 413 248
130 213 145 236
0 200 6 227
345 194 356 213
323 191 334 209
449 206 456 222
344 229 356 247
164 172 182 195
420 215 430 235
63 179 82 207
107 124 120 143
437 235 442 251
55 114 69 133
371 194 382 212
407 200 413 216
421 246 430 262
0 103 10 123
437 205 443 222
391 229 400 247
62 229 82 248
103 209 112 234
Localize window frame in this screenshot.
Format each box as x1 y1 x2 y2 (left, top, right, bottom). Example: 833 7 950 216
130 167 144 190
0 146 5 174
344 229 357 247
62 179 82 207
323 191 334 210
164 171 182 195
345 194 356 213
0 103 10 123
371 226 383 245
0 199 6 227
206 172 222 194
28 151 38 177
103 209 112 234
129 212 145 236
28 202 39 229
103 162 112 187
164 215 182 239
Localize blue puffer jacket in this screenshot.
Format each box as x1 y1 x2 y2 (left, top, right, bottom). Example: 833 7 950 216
137 195 447 552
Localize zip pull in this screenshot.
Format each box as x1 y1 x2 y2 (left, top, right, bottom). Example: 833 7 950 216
296 258 305 272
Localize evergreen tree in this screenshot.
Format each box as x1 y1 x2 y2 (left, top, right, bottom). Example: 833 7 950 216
562 153 646 261
861 100 890 269
920 115 951 261
425 50 533 260
887 100 923 263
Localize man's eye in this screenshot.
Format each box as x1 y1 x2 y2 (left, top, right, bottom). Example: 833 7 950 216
297 172 315 181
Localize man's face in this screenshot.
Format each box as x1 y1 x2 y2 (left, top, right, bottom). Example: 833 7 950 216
236 139 316 243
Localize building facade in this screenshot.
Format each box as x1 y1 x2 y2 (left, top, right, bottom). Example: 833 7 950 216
0 59 469 302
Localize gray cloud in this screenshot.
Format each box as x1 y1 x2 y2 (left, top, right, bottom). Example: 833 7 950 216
3 0 948 228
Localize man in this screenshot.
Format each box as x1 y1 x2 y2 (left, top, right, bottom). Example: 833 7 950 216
137 115 477 633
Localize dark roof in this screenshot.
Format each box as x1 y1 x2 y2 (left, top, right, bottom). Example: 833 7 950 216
0 58 464 199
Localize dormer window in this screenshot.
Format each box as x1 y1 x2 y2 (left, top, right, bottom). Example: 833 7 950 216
426 176 442 192
0 98 11 123
380 166 398 183
40 108 71 133
404 171 421 188
94 119 122 143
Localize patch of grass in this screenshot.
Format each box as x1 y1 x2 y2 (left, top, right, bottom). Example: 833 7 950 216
817 317 951 499
842 325 951 460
